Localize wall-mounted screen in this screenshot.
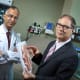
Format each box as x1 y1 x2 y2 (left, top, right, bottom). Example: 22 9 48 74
76 27 80 34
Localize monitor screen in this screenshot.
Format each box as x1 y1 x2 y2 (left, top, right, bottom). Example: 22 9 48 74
76 27 80 34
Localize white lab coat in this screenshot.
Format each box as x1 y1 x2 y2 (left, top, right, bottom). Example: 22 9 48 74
0 24 21 63
0 24 21 80
0 24 32 73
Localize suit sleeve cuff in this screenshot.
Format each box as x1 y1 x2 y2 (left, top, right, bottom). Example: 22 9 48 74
32 53 43 65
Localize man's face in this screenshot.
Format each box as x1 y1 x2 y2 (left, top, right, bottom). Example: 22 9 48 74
3 8 19 30
55 16 73 41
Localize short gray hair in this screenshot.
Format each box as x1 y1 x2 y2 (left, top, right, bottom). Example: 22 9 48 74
4 6 20 15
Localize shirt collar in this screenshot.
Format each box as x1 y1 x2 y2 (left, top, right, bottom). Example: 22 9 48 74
56 38 71 45
55 38 71 51
2 24 12 33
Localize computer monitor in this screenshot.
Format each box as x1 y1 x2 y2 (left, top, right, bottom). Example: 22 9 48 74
76 27 80 34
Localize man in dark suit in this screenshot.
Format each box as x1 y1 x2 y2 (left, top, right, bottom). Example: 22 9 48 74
23 14 78 80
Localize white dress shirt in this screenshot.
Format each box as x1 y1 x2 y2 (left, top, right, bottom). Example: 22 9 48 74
55 38 71 51
44 38 71 62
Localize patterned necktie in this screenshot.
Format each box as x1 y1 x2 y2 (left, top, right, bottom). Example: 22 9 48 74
44 44 56 62
6 32 11 49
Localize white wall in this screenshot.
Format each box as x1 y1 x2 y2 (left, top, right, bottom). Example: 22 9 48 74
62 0 72 14
62 0 80 26
70 0 80 25
13 0 64 40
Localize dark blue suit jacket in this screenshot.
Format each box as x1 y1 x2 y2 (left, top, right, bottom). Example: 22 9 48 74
32 41 78 80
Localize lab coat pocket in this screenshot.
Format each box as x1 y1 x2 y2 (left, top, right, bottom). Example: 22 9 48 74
0 41 4 51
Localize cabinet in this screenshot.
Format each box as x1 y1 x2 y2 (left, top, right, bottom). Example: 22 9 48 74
0 0 13 6
72 32 80 42
0 0 13 25
0 4 9 25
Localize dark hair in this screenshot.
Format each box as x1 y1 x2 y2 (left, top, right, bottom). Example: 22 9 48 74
59 14 76 29
5 6 20 14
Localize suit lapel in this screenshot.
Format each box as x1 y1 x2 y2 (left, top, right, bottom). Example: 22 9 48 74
39 41 72 68
41 41 55 61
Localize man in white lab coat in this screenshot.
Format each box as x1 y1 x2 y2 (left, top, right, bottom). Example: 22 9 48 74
0 6 21 80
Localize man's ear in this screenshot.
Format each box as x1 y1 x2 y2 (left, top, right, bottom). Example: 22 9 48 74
72 28 75 33
3 14 5 20
3 14 7 21
72 30 74 33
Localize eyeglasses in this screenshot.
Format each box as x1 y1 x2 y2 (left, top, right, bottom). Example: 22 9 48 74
5 14 18 20
56 23 73 29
